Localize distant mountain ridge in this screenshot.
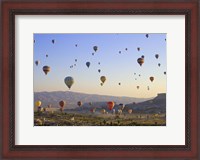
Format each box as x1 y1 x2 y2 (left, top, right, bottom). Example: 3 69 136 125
34 91 154 109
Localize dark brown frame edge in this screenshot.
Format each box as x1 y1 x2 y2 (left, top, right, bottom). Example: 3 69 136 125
1 1 199 159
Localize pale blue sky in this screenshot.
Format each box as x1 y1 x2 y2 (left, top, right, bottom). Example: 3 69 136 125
34 33 166 98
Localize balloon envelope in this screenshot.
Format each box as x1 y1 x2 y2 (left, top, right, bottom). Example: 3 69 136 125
59 101 65 108
35 101 42 107
107 101 115 110
100 76 106 83
43 66 50 75
64 76 74 89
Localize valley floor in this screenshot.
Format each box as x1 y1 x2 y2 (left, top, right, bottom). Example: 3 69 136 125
34 111 166 126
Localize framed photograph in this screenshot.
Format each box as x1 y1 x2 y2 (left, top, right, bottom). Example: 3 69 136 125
1 0 199 159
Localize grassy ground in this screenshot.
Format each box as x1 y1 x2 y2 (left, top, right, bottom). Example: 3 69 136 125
34 111 166 126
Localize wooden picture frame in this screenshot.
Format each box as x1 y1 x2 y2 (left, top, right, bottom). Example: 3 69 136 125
1 0 199 159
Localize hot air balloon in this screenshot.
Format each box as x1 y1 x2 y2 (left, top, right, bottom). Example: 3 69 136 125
107 101 115 110
125 48 128 51
139 74 141 77
77 101 82 107
155 54 159 59
98 62 100 65
128 109 132 114
119 51 121 54
92 53 94 56
119 103 125 110
64 76 74 89
137 47 140 51
35 60 40 66
158 63 161 67
164 71 166 75
118 83 121 85
147 86 150 90
93 46 98 52
52 39 55 44
100 83 103 86
137 58 144 66
98 69 101 73
34 40 36 43
86 62 90 68
137 86 139 89
43 66 50 75
149 76 154 82
141 55 144 58
90 108 95 113
35 101 42 107
146 34 149 38
59 101 65 108
75 44 78 47
75 59 77 62
46 54 48 58
101 109 106 114
100 76 106 83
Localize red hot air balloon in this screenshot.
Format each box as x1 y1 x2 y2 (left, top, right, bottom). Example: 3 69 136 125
107 101 115 110
59 101 65 108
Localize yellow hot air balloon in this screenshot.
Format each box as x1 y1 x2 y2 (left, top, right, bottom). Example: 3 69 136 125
35 101 42 107
64 76 74 89
100 76 106 83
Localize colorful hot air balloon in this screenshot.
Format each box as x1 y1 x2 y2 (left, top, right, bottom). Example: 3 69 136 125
98 69 101 73
59 101 65 108
137 47 140 51
35 101 42 107
107 101 115 110
125 48 128 51
137 58 144 66
75 44 78 47
100 76 106 83
86 62 90 68
64 76 74 89
128 109 132 114
150 76 154 82
155 54 159 59
141 55 144 58
118 82 121 85
93 46 98 52
119 51 121 54
35 60 40 66
77 101 82 107
75 59 77 62
43 66 50 75
158 63 161 67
